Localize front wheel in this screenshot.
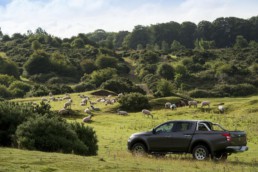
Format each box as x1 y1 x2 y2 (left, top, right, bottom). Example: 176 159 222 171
131 143 147 156
192 145 209 160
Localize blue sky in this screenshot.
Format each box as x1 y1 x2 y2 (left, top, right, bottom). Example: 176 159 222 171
0 0 258 38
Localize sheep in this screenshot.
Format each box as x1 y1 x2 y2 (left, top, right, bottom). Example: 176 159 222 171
62 95 70 100
84 107 92 114
58 108 70 116
142 109 153 118
170 104 177 110
117 110 128 116
81 98 88 105
49 92 53 97
41 97 48 102
117 93 123 98
218 105 225 113
82 115 93 123
91 105 100 111
201 101 210 108
188 101 198 108
105 99 113 106
165 102 172 109
89 100 97 105
64 99 72 109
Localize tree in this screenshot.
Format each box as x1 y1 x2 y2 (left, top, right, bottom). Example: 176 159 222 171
0 56 19 78
161 41 170 53
155 79 175 97
90 68 117 87
71 38 84 48
31 40 41 51
171 40 185 51
179 22 197 48
157 63 175 80
23 50 51 75
80 59 97 74
234 35 248 49
95 55 118 69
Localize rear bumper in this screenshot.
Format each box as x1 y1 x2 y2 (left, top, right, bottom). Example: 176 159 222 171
226 146 248 153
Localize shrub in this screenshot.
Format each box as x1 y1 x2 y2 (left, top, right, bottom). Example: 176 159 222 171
8 81 31 98
118 92 150 111
0 74 16 87
70 122 98 155
0 84 12 98
26 85 49 97
0 102 35 146
213 84 257 97
188 89 216 98
15 116 89 155
155 79 176 97
73 83 96 92
101 78 145 94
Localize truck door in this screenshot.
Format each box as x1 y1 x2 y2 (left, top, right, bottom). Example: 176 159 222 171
167 122 194 152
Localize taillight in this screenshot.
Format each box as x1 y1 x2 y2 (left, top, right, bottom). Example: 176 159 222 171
222 133 231 141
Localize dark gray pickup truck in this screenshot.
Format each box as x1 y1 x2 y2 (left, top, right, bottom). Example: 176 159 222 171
127 120 248 160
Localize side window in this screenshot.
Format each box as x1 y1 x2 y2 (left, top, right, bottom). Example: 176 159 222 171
172 122 192 132
198 123 210 131
155 122 174 133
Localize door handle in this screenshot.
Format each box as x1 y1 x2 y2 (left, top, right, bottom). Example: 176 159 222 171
184 135 191 137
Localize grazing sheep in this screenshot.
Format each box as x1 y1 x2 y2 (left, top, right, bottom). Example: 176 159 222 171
58 108 70 115
64 99 72 109
89 100 97 105
41 97 48 101
170 104 177 110
82 115 93 123
142 109 153 118
117 93 123 98
201 101 210 108
81 98 88 105
91 105 100 111
62 95 70 100
165 102 172 109
117 110 128 116
84 107 92 114
105 99 113 106
188 101 198 108
218 105 225 113
49 92 53 97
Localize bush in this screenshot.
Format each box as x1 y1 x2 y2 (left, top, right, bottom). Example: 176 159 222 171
73 83 96 92
0 102 35 146
70 122 98 155
0 74 16 87
118 92 150 111
213 84 257 97
188 89 217 98
29 73 56 83
0 84 12 98
101 78 145 94
26 84 49 97
15 116 89 155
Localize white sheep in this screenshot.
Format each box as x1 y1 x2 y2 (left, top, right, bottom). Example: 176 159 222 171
117 93 123 98
142 109 153 118
58 108 70 115
64 99 72 109
218 105 225 113
82 115 93 123
170 104 177 110
84 107 92 114
165 102 172 109
117 110 128 115
41 97 48 101
105 99 113 105
188 101 198 108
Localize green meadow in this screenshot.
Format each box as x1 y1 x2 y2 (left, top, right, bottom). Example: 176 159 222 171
1 93 258 172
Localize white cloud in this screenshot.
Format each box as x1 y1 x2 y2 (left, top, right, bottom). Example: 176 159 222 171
0 0 257 38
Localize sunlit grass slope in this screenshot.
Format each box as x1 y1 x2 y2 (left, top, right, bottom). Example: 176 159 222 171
1 93 258 171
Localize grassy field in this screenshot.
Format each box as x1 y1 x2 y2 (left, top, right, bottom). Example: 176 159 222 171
1 93 258 171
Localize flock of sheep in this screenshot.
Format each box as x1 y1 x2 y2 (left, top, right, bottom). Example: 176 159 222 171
40 92 225 123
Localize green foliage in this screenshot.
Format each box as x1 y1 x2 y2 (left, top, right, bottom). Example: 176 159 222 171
0 102 35 146
8 81 31 97
188 89 216 98
90 68 117 87
0 56 19 78
70 123 98 156
234 35 248 49
139 51 159 64
0 74 16 87
15 116 89 155
26 85 50 97
155 79 175 97
73 82 96 92
118 92 150 111
0 84 12 98
101 78 145 94
80 59 97 74
95 55 118 69
157 63 175 80
213 84 257 97
31 40 41 51
23 50 51 75
71 38 84 48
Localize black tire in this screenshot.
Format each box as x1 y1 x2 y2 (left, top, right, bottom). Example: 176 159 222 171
192 145 210 160
131 143 147 156
212 152 228 161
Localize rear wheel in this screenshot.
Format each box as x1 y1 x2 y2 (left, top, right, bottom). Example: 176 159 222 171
192 145 209 160
131 143 147 156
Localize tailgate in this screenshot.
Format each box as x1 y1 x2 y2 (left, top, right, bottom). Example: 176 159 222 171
230 131 247 146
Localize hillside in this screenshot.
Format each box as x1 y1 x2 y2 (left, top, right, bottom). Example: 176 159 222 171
1 93 258 171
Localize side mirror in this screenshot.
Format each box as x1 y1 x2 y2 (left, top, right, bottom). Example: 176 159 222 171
152 129 156 134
